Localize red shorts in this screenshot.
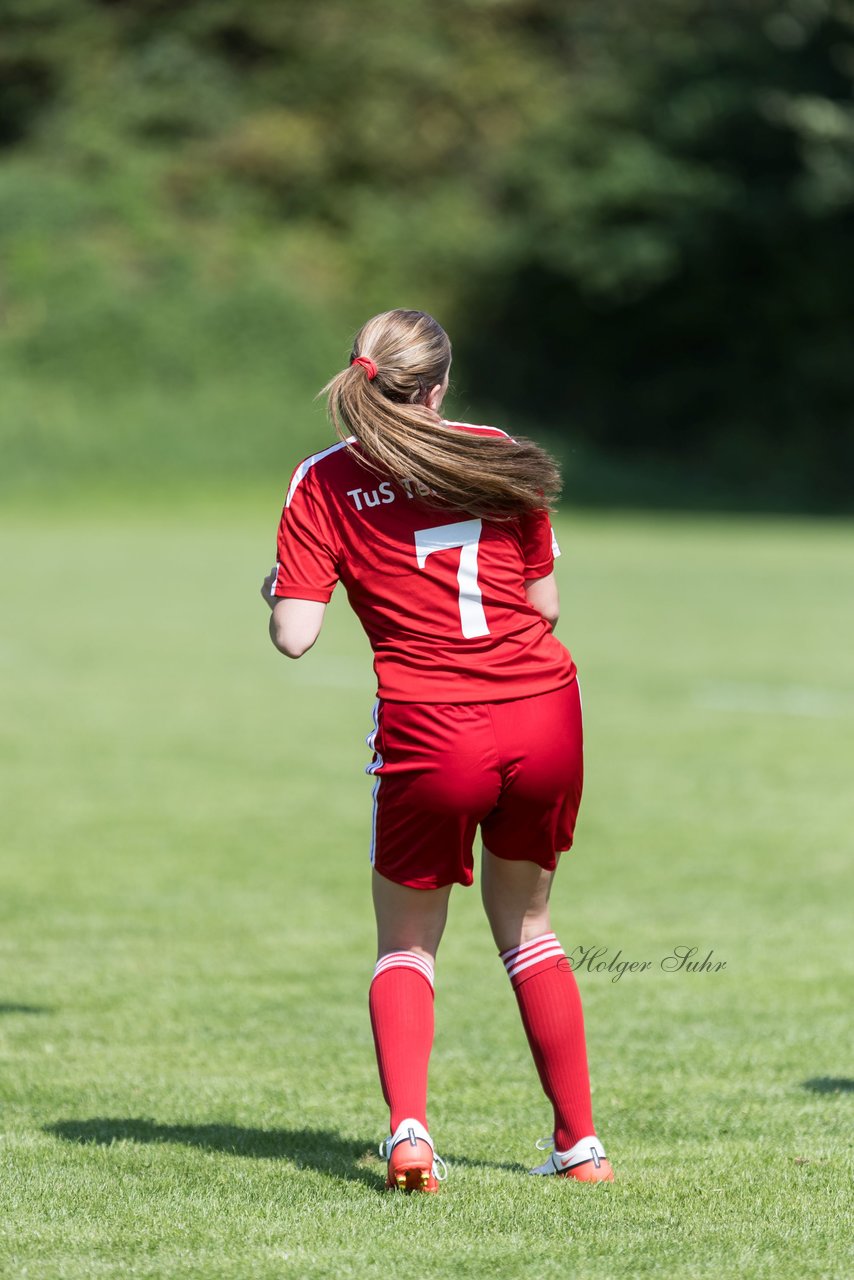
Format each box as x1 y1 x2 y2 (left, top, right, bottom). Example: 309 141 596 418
366 680 583 890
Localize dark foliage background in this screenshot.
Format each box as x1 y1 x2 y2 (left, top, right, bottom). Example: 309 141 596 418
1 0 852 508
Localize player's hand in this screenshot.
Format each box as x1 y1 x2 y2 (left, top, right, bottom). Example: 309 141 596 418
260 567 277 609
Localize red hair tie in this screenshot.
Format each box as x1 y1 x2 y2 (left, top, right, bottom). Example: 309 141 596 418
351 356 378 380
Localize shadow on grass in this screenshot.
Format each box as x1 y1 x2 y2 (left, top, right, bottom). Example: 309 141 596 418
802 1077 854 1094
0 1003 51 1015
46 1118 385 1189
45 1117 527 1185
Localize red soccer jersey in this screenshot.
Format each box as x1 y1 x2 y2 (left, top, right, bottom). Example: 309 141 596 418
272 421 576 702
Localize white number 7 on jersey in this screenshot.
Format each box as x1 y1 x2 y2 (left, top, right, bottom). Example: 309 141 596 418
414 518 490 638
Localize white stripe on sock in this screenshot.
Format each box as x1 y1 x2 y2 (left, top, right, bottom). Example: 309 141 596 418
372 951 435 989
372 960 434 990
500 933 566 981
500 932 557 965
505 945 565 981
374 953 434 984
504 938 562 971
373 954 434 982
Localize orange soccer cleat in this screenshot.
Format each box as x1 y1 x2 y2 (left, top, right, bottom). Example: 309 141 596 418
530 1134 614 1182
379 1118 447 1193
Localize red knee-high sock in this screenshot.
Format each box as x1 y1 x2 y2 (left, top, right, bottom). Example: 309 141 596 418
369 951 435 1132
501 933 596 1150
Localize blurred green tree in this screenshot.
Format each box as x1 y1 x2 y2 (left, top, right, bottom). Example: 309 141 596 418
0 0 851 507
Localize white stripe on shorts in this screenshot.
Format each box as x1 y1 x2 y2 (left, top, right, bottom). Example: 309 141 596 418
369 774 381 866
365 699 384 865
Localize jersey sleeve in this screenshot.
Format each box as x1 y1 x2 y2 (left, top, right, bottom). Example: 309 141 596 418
519 509 561 580
272 468 339 603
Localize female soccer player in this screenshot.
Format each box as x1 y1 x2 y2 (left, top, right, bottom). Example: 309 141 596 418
261 309 612 1191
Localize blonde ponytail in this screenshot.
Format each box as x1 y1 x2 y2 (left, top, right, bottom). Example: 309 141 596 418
321 310 561 519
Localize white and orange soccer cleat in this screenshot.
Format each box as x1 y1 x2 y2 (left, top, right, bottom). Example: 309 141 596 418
379 1118 447 1193
530 1134 614 1182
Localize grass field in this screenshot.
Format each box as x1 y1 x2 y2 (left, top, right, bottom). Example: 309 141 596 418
1 496 852 1279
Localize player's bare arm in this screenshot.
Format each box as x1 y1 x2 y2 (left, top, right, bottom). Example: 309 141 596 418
524 571 559 631
261 571 325 657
